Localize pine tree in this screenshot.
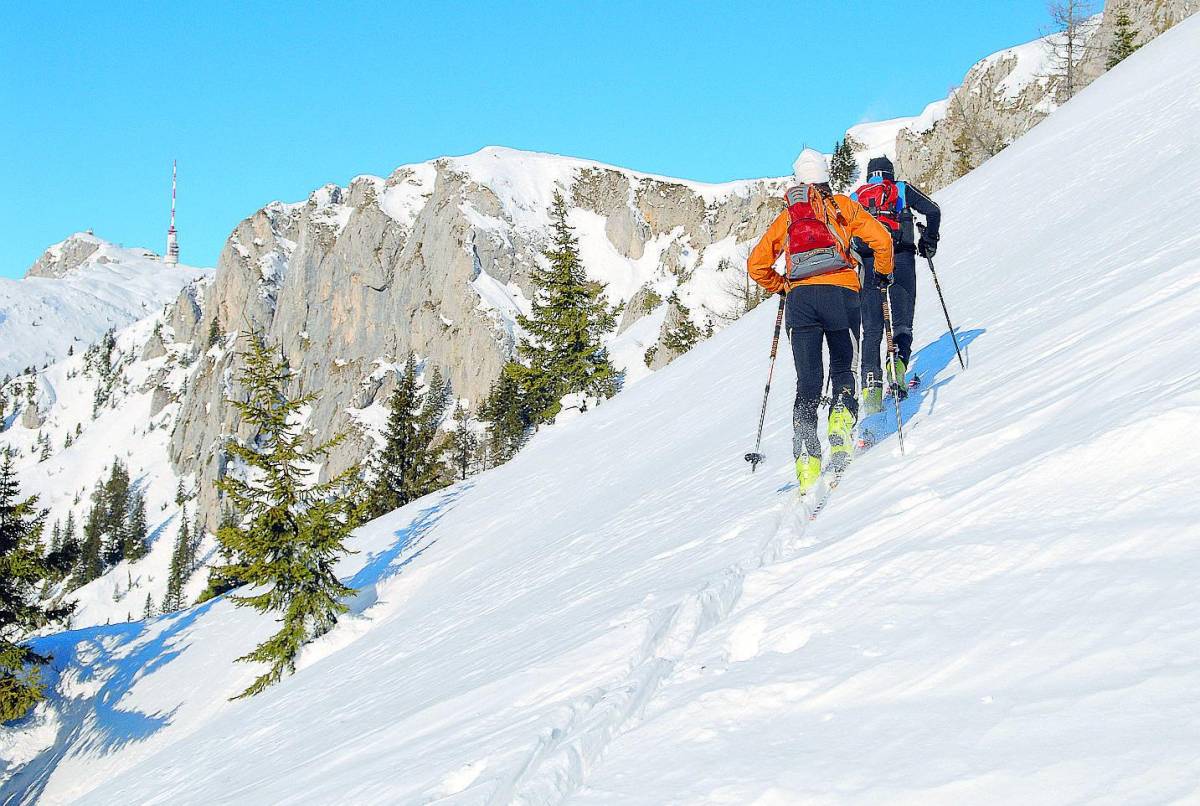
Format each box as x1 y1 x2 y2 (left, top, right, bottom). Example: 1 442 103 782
446 402 479 481
63 432 73 449
661 293 705 356
74 496 105 588
1106 8 1139 68
123 492 148 562
100 461 132 567
175 480 186 507
143 593 155 620
480 366 533 464
207 318 222 348
365 357 451 519
162 509 190 613
61 511 78 561
0 454 75 720
38 435 50 463
212 331 360 698
828 138 860 193
512 191 621 424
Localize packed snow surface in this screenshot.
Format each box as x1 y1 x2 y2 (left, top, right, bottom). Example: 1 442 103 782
5 14 1200 804
0 236 209 377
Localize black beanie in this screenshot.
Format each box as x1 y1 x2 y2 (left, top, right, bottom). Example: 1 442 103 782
866 156 895 180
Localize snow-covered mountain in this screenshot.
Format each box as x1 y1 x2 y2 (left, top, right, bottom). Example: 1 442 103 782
0 274 215 629
0 233 211 377
4 11 1198 804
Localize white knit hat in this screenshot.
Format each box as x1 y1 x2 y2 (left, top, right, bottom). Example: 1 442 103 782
792 148 830 184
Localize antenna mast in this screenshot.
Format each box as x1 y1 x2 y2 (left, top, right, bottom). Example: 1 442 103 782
165 160 180 265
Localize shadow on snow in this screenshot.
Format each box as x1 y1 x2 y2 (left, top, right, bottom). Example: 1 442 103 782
0 483 474 802
344 484 472 614
1 601 216 804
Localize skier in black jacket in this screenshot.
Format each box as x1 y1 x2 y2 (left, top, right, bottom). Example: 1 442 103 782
852 155 941 414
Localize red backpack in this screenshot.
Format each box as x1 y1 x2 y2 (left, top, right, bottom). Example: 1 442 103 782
784 184 856 280
853 179 903 235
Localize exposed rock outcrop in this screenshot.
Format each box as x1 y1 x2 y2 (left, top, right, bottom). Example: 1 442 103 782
24 233 104 278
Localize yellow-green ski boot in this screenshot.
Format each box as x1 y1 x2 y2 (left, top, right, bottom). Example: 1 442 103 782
828 404 855 472
795 455 822 495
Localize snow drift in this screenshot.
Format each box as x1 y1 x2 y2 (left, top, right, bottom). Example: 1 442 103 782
4 14 1200 805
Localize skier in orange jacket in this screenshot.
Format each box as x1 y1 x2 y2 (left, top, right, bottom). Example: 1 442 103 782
747 148 894 491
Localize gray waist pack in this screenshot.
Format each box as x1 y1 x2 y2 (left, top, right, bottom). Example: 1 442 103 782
787 247 853 280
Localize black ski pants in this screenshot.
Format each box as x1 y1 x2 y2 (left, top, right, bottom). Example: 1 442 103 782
786 284 860 459
861 248 917 386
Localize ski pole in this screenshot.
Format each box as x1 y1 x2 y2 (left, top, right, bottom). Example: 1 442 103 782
881 285 907 455
744 292 786 472
917 222 965 370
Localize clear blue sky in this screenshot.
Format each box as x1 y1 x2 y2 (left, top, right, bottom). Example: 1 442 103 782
0 1 1050 277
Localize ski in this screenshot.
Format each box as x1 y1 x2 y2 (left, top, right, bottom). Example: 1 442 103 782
804 427 878 522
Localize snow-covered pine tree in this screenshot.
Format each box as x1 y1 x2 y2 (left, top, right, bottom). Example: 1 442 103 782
446 402 479 481
662 293 705 355
74 495 105 588
212 331 361 698
511 191 621 424
829 138 860 193
207 318 222 348
162 509 190 613
100 461 132 567
60 511 78 566
123 492 148 562
1107 8 1140 68
480 366 533 465
0 453 75 720
365 357 451 519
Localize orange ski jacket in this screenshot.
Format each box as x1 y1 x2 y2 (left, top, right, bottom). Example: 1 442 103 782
747 192 894 294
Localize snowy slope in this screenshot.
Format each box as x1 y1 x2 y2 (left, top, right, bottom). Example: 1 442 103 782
0 280 215 631
0 234 210 377
5 15 1200 804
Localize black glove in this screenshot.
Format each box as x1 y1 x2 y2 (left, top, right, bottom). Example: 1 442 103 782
874 271 893 289
918 237 938 258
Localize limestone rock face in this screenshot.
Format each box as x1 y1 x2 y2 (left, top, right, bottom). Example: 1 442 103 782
25 233 103 278
149 385 176 418
20 401 42 430
164 148 787 528
141 328 168 361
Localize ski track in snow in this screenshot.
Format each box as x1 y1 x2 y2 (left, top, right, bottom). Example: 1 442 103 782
493 487 802 803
